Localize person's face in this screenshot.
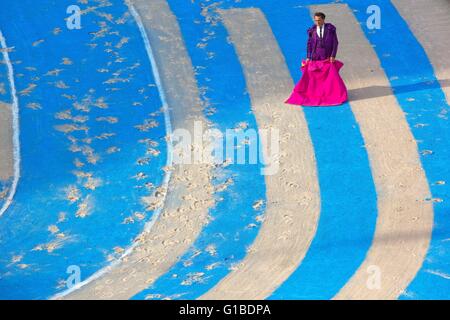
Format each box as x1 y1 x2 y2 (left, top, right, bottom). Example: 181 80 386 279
314 16 325 27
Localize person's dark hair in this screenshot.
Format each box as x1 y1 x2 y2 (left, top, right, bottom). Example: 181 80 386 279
314 12 326 20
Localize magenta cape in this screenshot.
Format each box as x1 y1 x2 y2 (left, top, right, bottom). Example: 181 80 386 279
285 59 348 107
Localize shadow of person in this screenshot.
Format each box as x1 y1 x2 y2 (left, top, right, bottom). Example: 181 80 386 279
348 78 450 102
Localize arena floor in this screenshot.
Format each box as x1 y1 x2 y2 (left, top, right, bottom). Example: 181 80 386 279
0 0 448 300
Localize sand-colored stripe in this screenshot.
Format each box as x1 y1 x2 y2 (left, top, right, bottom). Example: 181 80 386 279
0 102 13 181
0 30 20 219
305 4 433 300
59 0 215 299
392 0 450 103
200 8 320 300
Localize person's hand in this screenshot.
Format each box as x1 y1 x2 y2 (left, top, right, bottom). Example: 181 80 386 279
306 58 310 63
330 57 336 63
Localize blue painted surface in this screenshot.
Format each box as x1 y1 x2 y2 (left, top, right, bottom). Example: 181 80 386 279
133 0 378 300
345 0 450 299
0 0 449 300
271 0 450 300
0 0 168 299
132 0 266 300
267 3 378 299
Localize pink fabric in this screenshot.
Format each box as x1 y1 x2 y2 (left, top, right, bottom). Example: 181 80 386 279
285 59 348 107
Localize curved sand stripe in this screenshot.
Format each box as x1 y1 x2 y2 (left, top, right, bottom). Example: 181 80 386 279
392 0 450 103
304 4 434 300
200 8 320 300
0 30 20 218
0 102 13 181
57 0 215 299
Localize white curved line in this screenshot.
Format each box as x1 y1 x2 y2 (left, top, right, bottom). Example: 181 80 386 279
0 30 21 218
50 0 174 299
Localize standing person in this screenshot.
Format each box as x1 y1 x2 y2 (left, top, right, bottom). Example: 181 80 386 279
307 12 339 63
285 12 347 107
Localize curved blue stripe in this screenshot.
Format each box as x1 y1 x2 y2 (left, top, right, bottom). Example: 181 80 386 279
344 0 449 299
132 0 266 300
264 2 377 300
0 0 167 299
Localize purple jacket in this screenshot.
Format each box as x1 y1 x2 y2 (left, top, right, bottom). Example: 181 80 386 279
306 23 339 60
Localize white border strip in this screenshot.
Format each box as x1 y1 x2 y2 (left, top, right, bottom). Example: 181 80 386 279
50 1 174 299
0 30 21 218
